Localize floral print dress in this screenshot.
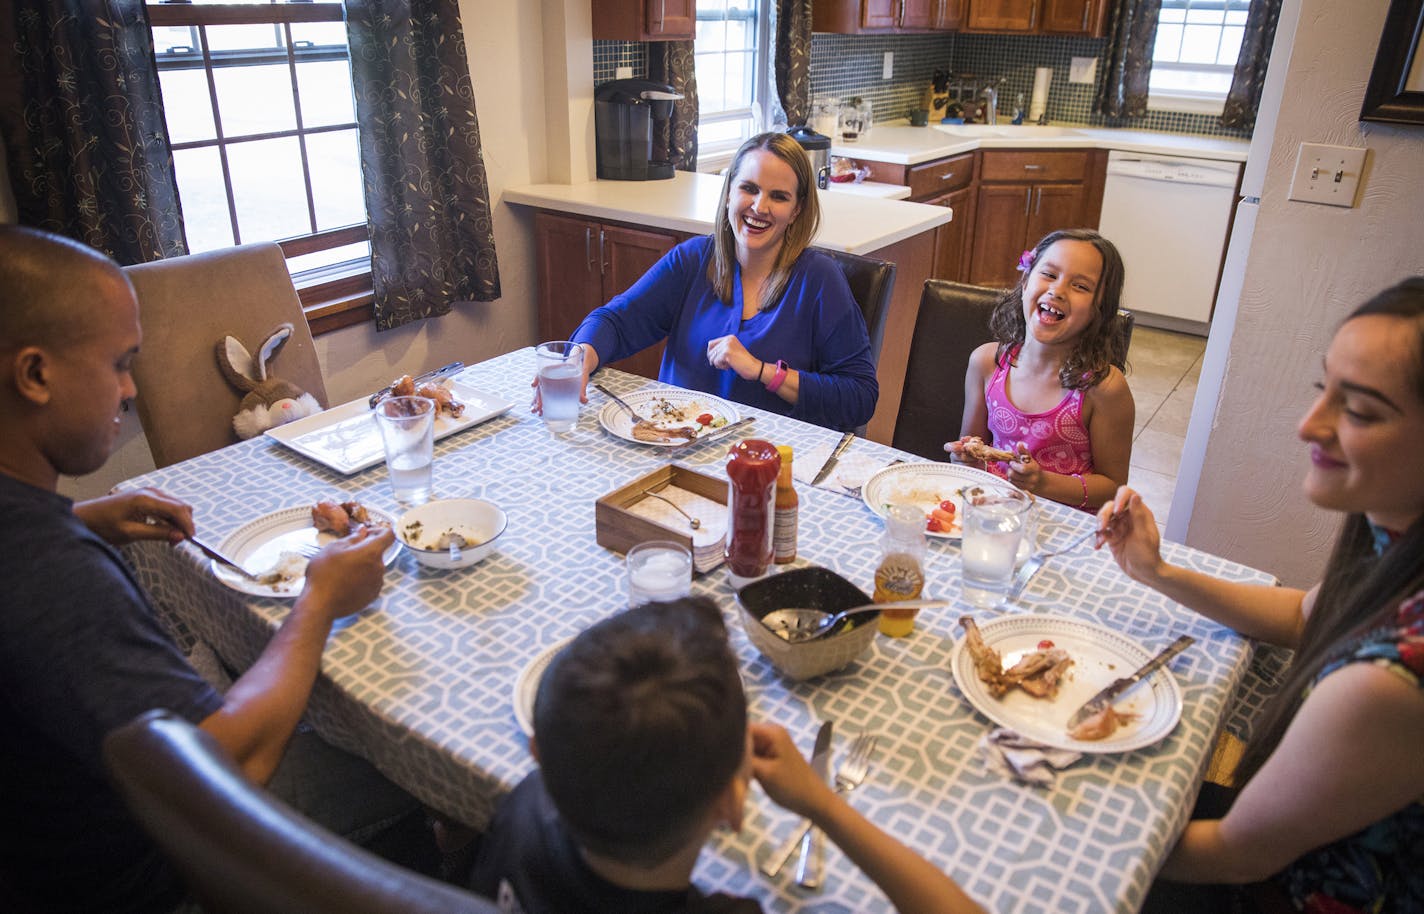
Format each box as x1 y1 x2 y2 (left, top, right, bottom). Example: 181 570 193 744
1276 590 1424 913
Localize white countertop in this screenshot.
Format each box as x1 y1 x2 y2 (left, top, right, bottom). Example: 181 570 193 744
825 179 913 200
834 123 1251 166
503 171 951 255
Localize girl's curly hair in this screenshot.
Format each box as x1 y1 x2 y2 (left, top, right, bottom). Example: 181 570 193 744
987 228 1128 390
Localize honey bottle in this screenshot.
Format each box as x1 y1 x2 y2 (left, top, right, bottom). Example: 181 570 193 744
874 503 926 637
772 445 798 564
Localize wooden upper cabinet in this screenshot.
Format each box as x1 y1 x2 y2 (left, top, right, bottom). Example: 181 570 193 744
592 0 695 41
814 0 959 33
965 0 1037 31
965 0 1104 34
861 0 899 29
1040 0 1107 35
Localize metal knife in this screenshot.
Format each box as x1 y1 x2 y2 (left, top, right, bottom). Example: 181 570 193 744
367 361 464 408
667 416 756 450
1065 635 1195 730
795 720 834 888
761 720 832 878
189 535 259 582
811 432 855 486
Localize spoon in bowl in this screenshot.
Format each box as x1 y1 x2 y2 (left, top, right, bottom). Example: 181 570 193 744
762 599 949 643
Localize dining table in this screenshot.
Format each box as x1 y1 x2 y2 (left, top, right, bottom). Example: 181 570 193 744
119 347 1276 914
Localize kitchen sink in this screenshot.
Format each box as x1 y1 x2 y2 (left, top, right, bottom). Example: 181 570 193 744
933 124 1079 138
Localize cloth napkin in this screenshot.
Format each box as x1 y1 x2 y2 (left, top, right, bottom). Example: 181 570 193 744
979 728 1083 787
792 441 892 497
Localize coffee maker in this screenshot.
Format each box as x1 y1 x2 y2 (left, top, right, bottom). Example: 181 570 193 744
787 125 832 190
594 78 683 181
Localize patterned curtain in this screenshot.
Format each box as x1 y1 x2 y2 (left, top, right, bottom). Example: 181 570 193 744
774 0 813 127
344 0 501 332
1093 0 1163 120
1220 0 1282 130
5 0 185 265
647 41 698 172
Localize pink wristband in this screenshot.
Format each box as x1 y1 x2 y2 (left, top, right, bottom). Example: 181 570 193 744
1072 473 1089 510
765 359 789 393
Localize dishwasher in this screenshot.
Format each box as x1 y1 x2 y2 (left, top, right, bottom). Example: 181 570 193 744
1096 151 1240 335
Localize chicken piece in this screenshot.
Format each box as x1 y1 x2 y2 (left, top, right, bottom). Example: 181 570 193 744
1067 703 1137 741
630 422 697 443
1014 652 1073 699
961 435 1018 464
417 382 465 418
340 501 371 525
390 374 416 398
959 616 1009 697
312 500 353 536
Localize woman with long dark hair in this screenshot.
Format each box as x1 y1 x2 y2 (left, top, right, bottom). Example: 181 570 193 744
1098 278 1424 911
535 131 878 432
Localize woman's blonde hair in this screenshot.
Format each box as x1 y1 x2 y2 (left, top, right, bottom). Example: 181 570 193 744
709 132 820 311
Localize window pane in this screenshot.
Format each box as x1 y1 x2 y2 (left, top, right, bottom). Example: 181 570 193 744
171 147 233 253
699 119 748 145
306 130 365 230
1153 24 1185 62
226 137 312 241
290 21 347 48
152 26 198 55
1185 6 1223 25
1179 24 1222 64
214 63 298 136
206 23 282 53
287 240 370 275
696 54 728 112
1218 26 1244 64
158 69 217 144
1158 7 1186 24
295 59 355 128
725 50 750 107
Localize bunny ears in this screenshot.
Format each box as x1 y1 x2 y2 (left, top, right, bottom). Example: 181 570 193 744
216 323 294 393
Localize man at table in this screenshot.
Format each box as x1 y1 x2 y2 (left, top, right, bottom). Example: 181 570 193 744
0 226 420 913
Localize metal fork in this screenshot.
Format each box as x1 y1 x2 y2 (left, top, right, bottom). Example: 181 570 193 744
762 733 879 878
1008 526 1100 601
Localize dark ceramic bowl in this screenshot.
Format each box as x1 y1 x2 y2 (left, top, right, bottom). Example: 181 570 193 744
736 567 879 680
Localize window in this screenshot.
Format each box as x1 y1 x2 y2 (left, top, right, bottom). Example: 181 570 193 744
1149 0 1250 115
694 0 772 171
146 1 371 316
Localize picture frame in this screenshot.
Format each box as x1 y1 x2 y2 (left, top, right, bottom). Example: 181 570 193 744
1360 0 1424 124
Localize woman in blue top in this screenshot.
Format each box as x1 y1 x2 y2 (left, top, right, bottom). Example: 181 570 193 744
548 131 878 432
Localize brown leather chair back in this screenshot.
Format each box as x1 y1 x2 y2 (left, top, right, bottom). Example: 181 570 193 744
891 279 1133 461
821 248 896 367
103 711 499 914
125 243 328 467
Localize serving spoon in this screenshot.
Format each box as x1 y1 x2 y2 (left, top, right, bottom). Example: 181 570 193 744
762 599 949 643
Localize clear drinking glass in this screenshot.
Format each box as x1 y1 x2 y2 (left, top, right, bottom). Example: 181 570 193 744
374 396 436 506
959 486 1033 609
536 341 584 434
626 540 693 607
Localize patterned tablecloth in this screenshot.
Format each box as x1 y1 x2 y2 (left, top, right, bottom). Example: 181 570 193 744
121 348 1275 914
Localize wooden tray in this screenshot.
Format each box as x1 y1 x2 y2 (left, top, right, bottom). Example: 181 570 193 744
595 465 728 572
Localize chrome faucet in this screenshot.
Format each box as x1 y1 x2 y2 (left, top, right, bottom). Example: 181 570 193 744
981 85 998 125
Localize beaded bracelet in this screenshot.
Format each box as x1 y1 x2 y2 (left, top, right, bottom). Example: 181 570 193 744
1071 473 1089 510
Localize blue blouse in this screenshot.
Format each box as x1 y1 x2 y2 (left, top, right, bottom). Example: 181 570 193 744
570 236 878 432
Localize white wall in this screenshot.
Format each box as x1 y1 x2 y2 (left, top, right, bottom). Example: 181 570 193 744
1182 0 1424 586
60 4 558 500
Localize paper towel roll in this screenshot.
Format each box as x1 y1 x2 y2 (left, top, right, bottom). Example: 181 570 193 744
1029 67 1052 122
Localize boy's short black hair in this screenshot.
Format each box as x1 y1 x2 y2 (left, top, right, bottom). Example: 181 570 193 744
533 596 747 866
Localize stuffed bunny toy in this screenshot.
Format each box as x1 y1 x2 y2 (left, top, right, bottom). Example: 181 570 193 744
216 323 324 440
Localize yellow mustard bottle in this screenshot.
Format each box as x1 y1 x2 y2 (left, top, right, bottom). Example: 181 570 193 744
875 503 926 637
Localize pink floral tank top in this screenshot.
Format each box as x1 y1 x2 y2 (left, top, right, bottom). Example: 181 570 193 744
984 348 1093 479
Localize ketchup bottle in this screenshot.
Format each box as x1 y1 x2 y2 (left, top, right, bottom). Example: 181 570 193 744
725 439 781 580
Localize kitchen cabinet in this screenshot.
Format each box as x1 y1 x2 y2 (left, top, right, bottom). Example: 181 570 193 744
813 0 961 33
534 211 681 381
964 0 1106 35
592 0 695 41
965 149 1104 287
862 151 976 281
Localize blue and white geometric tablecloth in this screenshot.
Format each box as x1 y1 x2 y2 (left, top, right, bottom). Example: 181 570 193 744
122 348 1275 914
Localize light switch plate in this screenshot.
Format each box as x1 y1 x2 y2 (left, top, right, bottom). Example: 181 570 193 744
615 66 633 80
1069 57 1097 84
1287 142 1367 207
883 52 894 80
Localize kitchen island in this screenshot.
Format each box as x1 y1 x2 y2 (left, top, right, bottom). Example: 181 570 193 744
505 171 953 442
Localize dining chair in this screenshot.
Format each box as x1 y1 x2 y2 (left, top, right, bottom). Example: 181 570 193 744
103 710 500 914
821 249 896 367
891 279 1134 462
125 242 329 468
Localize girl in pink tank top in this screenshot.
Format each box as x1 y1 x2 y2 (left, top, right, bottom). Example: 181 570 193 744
946 229 1136 511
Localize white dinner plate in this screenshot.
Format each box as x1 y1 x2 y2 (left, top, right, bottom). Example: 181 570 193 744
513 639 572 737
209 505 402 598
265 377 512 475
861 461 1008 540
597 390 740 447
950 614 1186 754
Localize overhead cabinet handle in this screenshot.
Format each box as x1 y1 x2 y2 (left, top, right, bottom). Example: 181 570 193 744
1023 163 1043 171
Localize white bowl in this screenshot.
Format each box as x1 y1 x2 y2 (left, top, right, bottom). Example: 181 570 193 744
396 498 508 570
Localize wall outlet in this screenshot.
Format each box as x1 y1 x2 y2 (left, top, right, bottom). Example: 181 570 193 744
1069 57 1097 84
883 52 894 80
1287 142 1367 207
615 66 633 80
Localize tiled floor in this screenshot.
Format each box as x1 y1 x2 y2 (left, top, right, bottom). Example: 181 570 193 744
1123 326 1208 531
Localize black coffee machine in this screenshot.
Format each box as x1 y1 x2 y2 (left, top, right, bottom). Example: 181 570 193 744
595 78 684 181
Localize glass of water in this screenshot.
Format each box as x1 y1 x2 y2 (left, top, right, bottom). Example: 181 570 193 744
626 540 693 607
374 396 436 506
536 341 585 433
959 486 1033 609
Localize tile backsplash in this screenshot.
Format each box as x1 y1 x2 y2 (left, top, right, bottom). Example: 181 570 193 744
596 33 1250 140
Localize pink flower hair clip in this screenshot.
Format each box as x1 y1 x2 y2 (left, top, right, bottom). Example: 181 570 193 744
1016 249 1034 273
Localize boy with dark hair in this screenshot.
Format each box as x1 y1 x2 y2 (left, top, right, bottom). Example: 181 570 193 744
469 597 983 914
